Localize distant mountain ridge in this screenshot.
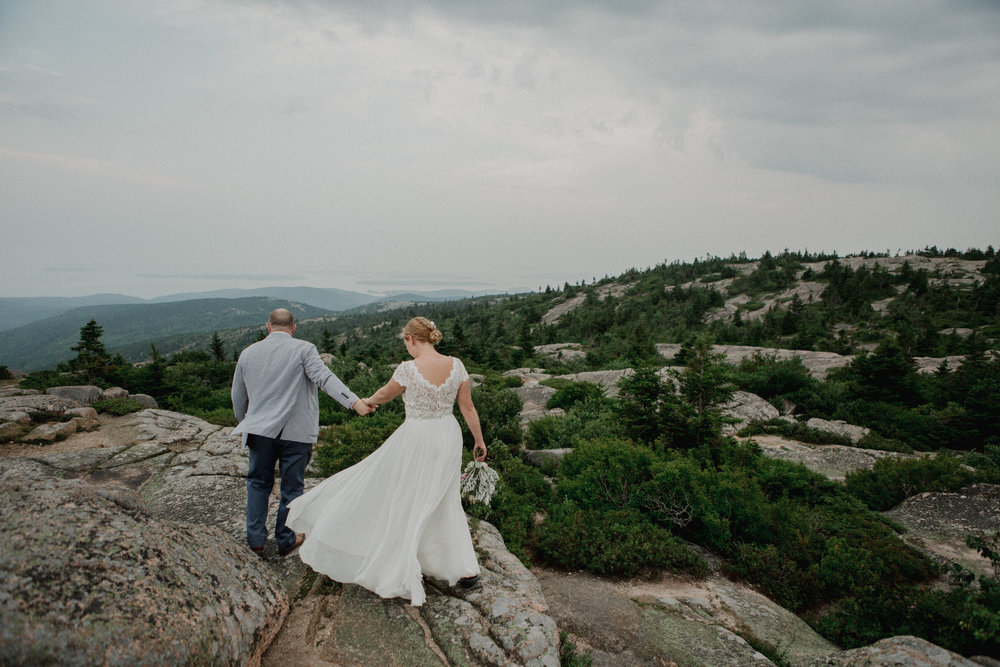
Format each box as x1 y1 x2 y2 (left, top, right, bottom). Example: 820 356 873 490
0 294 145 332
0 297 336 371
0 287 375 332
147 286 375 311
0 286 502 371
0 286 494 333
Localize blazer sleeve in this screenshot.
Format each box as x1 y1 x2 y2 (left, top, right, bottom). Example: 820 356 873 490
231 358 249 422
302 344 359 410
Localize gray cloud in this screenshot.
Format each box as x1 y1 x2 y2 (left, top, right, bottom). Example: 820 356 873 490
138 273 307 281
1 0 997 298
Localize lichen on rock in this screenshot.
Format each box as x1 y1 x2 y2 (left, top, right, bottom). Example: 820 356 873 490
0 461 287 666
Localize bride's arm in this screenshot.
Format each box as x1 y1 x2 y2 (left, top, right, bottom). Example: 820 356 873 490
365 379 404 407
456 380 487 461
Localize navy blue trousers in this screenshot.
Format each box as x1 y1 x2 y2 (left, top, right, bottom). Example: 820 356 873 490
245 433 312 553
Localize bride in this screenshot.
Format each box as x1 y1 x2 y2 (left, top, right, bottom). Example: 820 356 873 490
285 317 488 606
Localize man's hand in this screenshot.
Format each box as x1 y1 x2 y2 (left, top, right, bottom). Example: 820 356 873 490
352 399 375 416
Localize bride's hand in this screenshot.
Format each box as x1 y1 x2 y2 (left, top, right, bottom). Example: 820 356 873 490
473 441 487 462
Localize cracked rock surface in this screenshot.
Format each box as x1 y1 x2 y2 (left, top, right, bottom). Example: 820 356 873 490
1 407 560 665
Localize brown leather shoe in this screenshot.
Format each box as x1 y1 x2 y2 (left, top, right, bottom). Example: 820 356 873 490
279 532 305 557
250 544 265 554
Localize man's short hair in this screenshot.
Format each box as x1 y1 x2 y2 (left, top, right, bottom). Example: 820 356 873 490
269 309 295 329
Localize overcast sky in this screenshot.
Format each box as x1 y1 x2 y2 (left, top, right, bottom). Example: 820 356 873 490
2 0 998 299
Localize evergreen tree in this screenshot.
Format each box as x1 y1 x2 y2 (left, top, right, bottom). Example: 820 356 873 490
70 319 111 383
518 322 535 361
320 327 336 355
141 343 167 398
210 332 226 362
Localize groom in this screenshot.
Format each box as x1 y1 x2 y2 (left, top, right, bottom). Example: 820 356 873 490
232 308 373 556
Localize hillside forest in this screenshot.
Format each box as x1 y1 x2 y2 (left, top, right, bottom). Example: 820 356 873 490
9 246 1000 660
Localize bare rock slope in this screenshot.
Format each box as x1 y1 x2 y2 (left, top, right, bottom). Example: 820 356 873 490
1 404 559 666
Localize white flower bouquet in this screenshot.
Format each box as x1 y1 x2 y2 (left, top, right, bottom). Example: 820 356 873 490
460 460 499 506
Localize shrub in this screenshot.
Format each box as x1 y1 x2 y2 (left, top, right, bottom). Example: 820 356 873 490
525 399 619 450
313 413 404 476
963 444 1000 473
729 353 817 402
557 438 657 512
464 440 553 564
545 381 604 411
525 415 567 450
813 583 999 656
465 382 523 446
188 407 237 426
539 377 573 390
0 365 11 380
90 397 145 416
845 454 980 511
737 418 854 446
19 370 89 392
558 631 593 667
855 432 914 454
536 502 707 578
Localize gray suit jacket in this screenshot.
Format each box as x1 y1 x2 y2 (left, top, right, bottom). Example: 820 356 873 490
231 331 359 445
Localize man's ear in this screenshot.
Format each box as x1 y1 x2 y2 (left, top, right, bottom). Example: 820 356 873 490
290 324 297 334
266 323 273 333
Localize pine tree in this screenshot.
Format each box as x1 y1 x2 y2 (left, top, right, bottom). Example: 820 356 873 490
320 327 336 355
70 319 111 383
210 332 226 362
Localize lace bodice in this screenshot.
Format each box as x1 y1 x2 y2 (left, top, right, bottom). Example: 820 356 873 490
392 358 469 419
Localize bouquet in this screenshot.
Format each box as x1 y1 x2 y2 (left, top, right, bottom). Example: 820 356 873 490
460 460 499 506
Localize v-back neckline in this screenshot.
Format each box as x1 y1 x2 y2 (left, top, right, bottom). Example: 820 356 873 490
410 358 456 389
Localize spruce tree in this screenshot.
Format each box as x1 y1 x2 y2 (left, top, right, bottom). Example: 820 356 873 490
320 327 336 355
70 319 111 383
210 332 226 362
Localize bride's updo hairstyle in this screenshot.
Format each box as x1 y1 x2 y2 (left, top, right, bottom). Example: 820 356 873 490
403 317 443 345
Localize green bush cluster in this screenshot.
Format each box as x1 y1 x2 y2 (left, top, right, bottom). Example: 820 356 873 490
814 495 1000 655
463 439 553 564
844 454 999 512
727 353 818 404
526 397 617 450
537 502 707 578
558 631 593 667
545 381 605 411
313 412 405 476
738 418 855 447
541 437 937 611
90 397 146 416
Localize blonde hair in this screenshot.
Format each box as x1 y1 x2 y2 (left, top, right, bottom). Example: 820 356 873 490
403 317 442 345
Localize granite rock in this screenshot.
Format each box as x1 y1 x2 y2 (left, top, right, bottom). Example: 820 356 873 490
808 635 980 666
0 462 287 666
46 385 104 405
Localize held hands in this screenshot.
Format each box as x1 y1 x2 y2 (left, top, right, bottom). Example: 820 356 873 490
473 440 487 462
352 399 376 416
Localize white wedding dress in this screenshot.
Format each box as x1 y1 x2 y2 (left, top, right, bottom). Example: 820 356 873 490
286 357 480 606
